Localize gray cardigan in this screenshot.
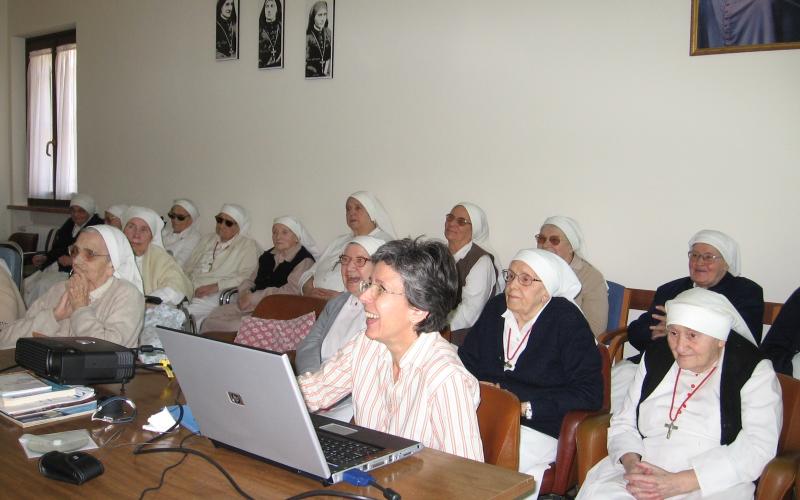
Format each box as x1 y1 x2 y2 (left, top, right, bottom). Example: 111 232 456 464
294 292 351 374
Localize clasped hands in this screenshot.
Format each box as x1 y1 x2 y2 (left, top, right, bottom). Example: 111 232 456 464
54 273 91 321
620 453 698 500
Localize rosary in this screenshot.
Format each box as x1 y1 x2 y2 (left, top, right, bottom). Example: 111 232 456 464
504 325 533 371
664 365 717 439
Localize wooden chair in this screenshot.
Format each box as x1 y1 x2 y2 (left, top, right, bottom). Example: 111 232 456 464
598 288 655 364
477 382 521 470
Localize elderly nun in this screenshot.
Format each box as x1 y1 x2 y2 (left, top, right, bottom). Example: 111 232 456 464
536 215 609 336
578 288 781 500
460 248 603 498
299 191 396 299
122 206 193 306
2 225 145 348
184 203 260 328
162 198 203 268
201 215 319 333
103 204 129 229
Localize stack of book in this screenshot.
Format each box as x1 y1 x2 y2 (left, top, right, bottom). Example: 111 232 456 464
0 371 97 428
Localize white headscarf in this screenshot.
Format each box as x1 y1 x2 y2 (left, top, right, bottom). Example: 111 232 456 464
688 229 741 277
70 194 96 215
510 248 582 303
219 203 250 234
348 235 386 257
172 199 199 222
543 215 586 258
105 204 128 220
350 191 396 238
84 225 144 294
666 287 755 346
273 216 321 259
123 206 165 248
458 202 504 291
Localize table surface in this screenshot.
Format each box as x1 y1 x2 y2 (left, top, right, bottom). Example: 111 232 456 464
0 350 534 499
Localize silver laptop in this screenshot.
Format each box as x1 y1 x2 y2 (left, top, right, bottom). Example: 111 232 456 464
156 326 422 484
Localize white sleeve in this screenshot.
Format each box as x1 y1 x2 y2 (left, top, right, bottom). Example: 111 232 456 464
607 360 648 465
148 287 185 306
449 255 496 331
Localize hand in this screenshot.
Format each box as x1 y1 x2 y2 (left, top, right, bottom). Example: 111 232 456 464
194 283 219 298
237 290 253 310
619 452 642 474
309 288 339 300
649 305 667 340
624 461 699 500
53 289 74 321
32 254 47 267
67 273 90 309
302 278 316 297
57 255 73 267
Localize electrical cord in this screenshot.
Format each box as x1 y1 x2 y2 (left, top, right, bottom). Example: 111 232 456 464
286 492 378 500
137 432 197 500
286 470 401 500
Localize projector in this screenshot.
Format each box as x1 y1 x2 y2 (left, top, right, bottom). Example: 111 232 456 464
15 337 136 385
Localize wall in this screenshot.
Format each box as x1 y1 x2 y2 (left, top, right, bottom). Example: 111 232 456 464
4 0 800 301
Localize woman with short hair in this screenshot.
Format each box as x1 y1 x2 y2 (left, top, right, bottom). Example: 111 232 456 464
161 199 202 268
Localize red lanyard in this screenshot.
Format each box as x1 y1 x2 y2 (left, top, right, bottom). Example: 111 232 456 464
505 325 534 364
668 366 717 423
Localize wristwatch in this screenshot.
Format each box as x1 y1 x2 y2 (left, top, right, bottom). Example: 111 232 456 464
522 401 532 420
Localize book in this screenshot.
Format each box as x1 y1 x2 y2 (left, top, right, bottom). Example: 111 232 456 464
0 400 97 428
0 372 52 399
1 387 95 416
2 378 79 408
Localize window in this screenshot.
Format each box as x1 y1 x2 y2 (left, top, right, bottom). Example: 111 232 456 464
26 30 77 206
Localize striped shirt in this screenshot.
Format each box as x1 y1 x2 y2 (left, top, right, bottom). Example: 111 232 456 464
298 331 484 462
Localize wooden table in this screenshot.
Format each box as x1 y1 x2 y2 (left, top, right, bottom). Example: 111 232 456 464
0 350 534 499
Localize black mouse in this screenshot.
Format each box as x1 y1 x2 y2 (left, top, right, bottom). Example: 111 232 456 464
39 451 104 485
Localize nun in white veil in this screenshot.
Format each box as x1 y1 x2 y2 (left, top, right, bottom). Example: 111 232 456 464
162 198 203 268
1 225 145 348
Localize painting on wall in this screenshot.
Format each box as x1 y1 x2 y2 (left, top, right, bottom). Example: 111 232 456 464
259 0 285 69
216 0 240 60
691 0 800 55
305 0 334 78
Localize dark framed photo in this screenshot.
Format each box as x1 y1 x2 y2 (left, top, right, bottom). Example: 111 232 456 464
216 0 240 60
259 0 285 69
691 0 800 55
305 0 334 79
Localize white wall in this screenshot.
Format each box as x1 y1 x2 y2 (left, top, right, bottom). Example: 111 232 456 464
5 0 800 301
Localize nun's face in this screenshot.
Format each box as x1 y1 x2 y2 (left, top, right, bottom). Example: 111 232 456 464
220 0 234 19
313 5 328 30
215 212 240 242
504 260 549 325
444 205 473 252
104 212 122 230
340 243 373 295
169 205 192 234
264 0 278 21
667 324 725 374
688 243 729 289
123 218 153 257
70 205 91 226
345 197 377 236
71 231 114 290
272 223 299 252
537 224 574 264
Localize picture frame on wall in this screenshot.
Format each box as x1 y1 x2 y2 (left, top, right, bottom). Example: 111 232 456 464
690 0 800 55
259 0 285 69
305 0 334 78
216 0 240 60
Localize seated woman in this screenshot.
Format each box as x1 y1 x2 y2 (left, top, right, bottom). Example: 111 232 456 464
103 204 128 229
161 199 202 268
578 288 781 500
184 204 259 329
201 216 319 333
122 206 193 306
760 287 800 377
295 235 385 421
459 248 603 498
24 193 104 305
300 191 395 299
1 225 145 349
444 202 502 344
0 261 25 332
536 216 608 336
299 238 483 461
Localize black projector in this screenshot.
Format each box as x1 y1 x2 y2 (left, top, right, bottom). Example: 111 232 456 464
15 337 136 385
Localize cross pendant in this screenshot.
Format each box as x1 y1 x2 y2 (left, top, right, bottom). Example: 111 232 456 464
504 361 514 371
271 47 276 57
664 421 678 439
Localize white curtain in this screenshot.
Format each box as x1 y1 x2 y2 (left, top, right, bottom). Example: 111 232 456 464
55 44 77 198
27 48 53 199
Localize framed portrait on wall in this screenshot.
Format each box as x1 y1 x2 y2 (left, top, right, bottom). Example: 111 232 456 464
216 0 239 60
690 0 800 55
259 0 285 69
305 0 334 78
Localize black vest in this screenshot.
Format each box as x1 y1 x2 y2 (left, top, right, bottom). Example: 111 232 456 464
454 243 496 306
252 246 314 291
637 333 762 445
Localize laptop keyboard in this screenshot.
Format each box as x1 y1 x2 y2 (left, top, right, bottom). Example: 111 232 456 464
318 434 381 468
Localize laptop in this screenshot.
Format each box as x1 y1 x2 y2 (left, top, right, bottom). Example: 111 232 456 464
156 326 423 484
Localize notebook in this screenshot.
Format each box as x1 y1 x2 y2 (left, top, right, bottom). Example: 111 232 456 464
156 326 422 484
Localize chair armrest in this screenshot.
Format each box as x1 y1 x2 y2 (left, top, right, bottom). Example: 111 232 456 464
202 331 237 343
576 413 612 486
598 327 629 365
756 452 800 500
549 409 607 495
218 287 239 305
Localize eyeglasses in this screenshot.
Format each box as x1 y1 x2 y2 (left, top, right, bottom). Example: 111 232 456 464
688 251 722 264
502 269 542 286
339 255 370 268
215 216 237 227
168 212 188 221
358 280 404 297
68 245 110 261
445 213 471 227
535 234 561 246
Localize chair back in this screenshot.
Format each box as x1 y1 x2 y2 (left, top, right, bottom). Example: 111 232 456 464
0 242 24 291
598 343 611 411
777 374 800 455
8 233 38 254
253 294 328 321
477 382 520 470
606 281 628 332
764 302 782 326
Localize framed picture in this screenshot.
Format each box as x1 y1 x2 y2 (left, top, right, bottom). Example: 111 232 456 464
216 0 240 60
259 0 285 69
305 0 334 79
691 0 800 55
